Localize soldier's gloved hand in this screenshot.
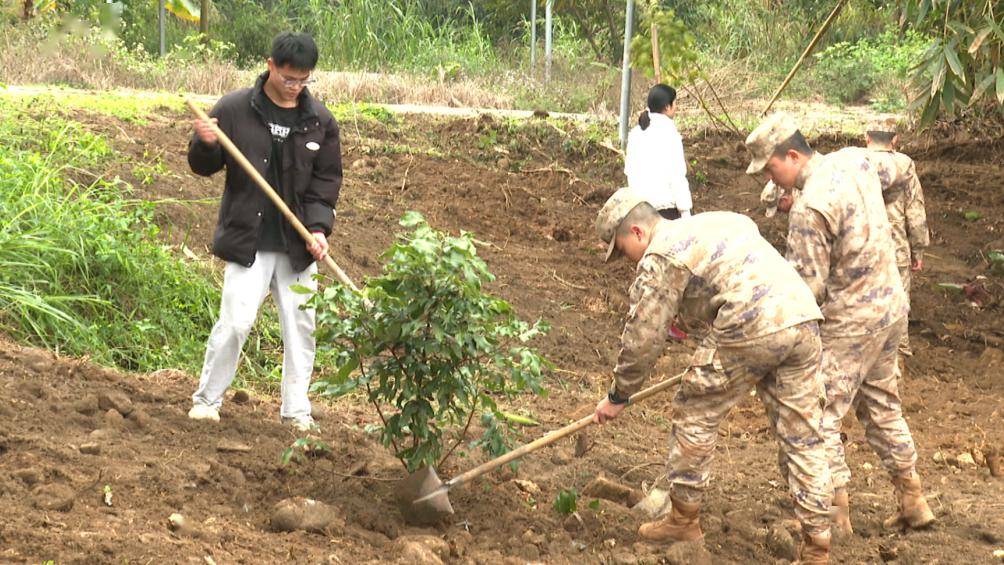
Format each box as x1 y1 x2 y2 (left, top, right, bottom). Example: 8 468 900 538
594 397 627 424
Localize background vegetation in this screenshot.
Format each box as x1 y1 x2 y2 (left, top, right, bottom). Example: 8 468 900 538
6 0 999 119
0 92 284 385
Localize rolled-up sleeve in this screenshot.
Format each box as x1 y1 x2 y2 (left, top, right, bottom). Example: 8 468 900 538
612 255 690 396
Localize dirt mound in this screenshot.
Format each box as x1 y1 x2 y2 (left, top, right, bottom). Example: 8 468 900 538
2 108 1004 563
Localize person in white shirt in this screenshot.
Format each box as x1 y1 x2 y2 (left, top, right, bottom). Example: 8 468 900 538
624 84 693 219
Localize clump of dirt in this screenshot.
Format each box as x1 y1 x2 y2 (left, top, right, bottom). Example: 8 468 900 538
2 107 1003 563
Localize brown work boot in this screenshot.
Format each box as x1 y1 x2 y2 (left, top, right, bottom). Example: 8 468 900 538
795 530 831 564
638 497 703 543
884 474 936 529
830 488 853 538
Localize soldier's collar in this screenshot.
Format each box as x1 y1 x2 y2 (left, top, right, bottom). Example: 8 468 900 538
794 152 824 189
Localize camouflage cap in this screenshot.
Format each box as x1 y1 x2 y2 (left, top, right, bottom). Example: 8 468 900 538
595 187 646 262
744 112 800 175
866 117 900 134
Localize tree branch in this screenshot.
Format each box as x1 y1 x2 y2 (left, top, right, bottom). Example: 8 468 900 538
361 362 408 472
437 394 479 469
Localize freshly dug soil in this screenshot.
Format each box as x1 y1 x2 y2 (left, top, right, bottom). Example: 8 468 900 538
1 105 1002 564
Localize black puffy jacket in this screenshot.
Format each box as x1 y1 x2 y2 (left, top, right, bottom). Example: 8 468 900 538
188 72 342 272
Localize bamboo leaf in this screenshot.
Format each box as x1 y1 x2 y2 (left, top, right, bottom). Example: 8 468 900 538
988 14 1004 42
969 26 993 54
997 69 1004 105
942 80 956 113
943 44 965 84
918 95 940 128
930 59 946 99
970 72 996 104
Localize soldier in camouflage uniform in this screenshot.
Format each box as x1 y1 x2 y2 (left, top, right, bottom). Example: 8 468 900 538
759 122 929 356
592 187 833 563
864 119 930 355
745 113 935 542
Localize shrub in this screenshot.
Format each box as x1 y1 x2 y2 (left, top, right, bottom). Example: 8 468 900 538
305 212 551 473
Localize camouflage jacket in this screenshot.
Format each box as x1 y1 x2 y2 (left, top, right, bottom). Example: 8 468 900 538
612 212 822 396
786 149 908 338
866 148 930 266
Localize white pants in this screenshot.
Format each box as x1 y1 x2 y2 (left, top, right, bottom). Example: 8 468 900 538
192 251 317 419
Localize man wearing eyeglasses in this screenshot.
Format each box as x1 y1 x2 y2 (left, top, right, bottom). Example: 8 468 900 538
186 32 342 433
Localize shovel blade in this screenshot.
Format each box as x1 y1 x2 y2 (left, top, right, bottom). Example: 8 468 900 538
395 465 454 526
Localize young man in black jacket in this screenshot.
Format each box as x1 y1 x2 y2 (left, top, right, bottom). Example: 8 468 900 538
186 32 342 432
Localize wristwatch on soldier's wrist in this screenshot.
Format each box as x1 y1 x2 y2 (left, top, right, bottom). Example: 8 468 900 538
607 388 631 405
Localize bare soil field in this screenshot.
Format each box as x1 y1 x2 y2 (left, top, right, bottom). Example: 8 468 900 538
1 104 1002 564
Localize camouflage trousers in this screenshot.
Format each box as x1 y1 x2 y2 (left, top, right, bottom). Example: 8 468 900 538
666 321 832 535
821 317 919 490
898 264 912 353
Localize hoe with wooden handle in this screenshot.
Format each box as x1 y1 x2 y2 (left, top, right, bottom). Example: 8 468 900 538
399 372 685 525
183 98 362 295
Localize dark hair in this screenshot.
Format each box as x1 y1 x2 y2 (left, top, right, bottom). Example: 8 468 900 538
771 131 813 159
270 32 319 70
867 131 896 146
638 84 677 130
615 202 661 236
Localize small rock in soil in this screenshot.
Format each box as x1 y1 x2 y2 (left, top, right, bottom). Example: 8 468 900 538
958 452 977 467
270 497 344 534
73 394 100 415
14 468 41 486
32 483 75 512
765 523 796 560
128 408 151 430
663 539 712 565
90 428 119 441
79 442 101 455
723 509 760 542
703 514 724 534
231 390 250 404
988 449 1003 477
563 511 600 533
216 440 251 453
583 476 643 507
612 550 639 565
103 408 125 428
97 391 134 416
310 403 327 421
168 513 186 531
879 542 899 562
513 479 541 497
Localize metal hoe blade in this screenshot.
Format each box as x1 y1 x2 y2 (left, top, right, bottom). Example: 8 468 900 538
395 465 454 526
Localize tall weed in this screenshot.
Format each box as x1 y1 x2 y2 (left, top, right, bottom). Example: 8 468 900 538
0 96 281 380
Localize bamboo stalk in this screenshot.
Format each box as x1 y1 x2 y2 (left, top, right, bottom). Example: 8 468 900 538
761 0 850 116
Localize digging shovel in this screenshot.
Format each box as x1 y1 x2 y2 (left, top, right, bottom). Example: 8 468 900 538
184 98 363 295
399 371 685 525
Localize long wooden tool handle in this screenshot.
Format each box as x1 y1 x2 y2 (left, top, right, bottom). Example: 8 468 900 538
184 98 360 293
448 372 685 488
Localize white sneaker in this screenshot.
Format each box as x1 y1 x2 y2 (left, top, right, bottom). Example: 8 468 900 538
188 404 220 422
282 415 319 433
